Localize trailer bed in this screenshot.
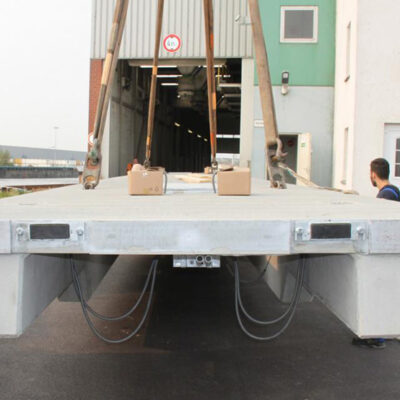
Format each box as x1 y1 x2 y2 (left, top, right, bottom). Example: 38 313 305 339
0 175 399 255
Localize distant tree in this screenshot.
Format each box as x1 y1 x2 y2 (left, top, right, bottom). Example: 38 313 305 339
0 150 12 166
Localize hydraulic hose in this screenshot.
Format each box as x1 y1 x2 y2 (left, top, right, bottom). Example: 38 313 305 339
72 257 156 321
234 256 305 341
225 257 270 285
236 258 302 325
71 257 158 344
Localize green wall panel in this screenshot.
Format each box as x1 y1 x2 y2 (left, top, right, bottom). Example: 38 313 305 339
256 0 336 86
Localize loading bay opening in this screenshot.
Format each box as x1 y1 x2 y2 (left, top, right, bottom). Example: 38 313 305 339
105 59 242 176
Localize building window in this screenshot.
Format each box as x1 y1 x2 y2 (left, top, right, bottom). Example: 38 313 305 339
280 6 319 43
345 22 352 82
395 138 400 177
341 127 349 185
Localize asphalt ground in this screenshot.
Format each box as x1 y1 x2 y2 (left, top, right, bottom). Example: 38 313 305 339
1 256 399 400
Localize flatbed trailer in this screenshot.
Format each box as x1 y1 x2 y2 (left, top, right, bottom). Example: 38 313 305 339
1 175 399 256
0 175 400 340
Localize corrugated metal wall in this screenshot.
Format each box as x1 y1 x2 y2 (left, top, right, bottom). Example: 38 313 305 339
91 0 253 59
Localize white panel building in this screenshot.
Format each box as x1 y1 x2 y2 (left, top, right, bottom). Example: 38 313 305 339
333 0 400 195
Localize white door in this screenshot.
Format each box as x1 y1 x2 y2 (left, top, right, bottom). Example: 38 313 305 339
296 132 312 186
384 124 400 187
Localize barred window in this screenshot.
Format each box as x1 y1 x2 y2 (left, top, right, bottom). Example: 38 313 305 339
395 138 400 177
281 6 318 43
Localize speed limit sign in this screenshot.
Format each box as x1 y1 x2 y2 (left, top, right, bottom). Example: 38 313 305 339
163 34 181 53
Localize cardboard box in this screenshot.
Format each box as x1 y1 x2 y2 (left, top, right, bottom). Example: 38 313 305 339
217 167 251 196
128 167 165 196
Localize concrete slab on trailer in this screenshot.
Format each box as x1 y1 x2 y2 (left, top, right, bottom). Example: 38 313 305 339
0 175 399 255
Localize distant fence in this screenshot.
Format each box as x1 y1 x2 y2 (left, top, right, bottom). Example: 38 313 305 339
12 158 83 168
0 167 79 179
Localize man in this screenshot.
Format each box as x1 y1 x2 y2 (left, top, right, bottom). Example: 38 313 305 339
353 158 400 349
370 158 400 201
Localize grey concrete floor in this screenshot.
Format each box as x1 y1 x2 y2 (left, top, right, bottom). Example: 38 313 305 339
0 256 399 400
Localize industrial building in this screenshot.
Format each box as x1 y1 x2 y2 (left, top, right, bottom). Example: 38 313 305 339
89 0 335 186
2 1 400 398
89 0 400 196
0 145 85 166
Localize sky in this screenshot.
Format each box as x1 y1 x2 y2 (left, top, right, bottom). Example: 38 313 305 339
0 0 92 152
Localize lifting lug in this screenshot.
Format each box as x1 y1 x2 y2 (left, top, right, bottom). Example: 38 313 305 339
267 138 287 189
82 140 102 190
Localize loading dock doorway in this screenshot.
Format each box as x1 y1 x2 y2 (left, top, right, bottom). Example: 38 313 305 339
108 59 242 176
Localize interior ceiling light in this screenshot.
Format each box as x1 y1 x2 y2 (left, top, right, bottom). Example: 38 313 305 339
197 134 202 139
202 65 224 68
204 138 208 142
157 74 183 78
140 65 177 68
174 122 181 127
217 134 239 139
188 129 193 134
219 83 241 88
161 83 179 86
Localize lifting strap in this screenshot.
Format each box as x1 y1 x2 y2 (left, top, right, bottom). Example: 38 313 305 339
144 0 165 169
82 0 130 190
203 0 218 170
144 0 218 170
248 0 287 189
279 163 359 195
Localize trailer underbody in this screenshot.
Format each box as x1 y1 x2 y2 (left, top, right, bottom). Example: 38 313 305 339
0 175 399 339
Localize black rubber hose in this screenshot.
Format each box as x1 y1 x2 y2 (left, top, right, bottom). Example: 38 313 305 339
225 257 270 284
234 256 305 341
71 257 158 344
70 256 156 321
236 258 302 325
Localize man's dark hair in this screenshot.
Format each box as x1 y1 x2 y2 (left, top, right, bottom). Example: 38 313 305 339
370 158 390 180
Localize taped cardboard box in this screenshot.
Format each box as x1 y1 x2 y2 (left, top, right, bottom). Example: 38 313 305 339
217 167 251 196
128 167 165 196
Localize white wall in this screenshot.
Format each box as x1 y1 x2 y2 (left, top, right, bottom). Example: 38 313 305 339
253 86 334 186
332 0 359 190
334 0 400 195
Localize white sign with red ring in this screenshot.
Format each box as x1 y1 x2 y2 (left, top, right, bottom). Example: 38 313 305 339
163 34 181 53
